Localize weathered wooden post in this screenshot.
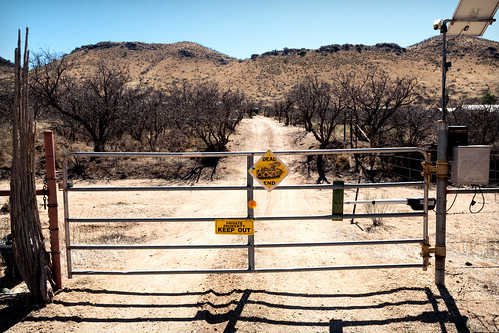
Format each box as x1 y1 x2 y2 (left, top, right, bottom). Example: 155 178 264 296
44 130 62 290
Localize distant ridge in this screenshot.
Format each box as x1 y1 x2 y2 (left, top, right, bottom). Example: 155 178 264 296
3 36 498 103
0 57 14 67
0 57 14 78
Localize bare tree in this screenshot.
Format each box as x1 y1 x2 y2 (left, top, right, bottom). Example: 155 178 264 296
143 89 171 151
289 76 326 132
353 70 420 148
29 50 76 117
215 88 246 150
79 62 131 151
335 72 359 148
451 105 499 147
0 77 14 125
389 105 438 147
0 77 14 171
288 76 346 183
31 54 137 152
124 88 182 152
170 80 245 152
272 96 295 125
336 70 421 181
386 105 438 181
167 80 245 181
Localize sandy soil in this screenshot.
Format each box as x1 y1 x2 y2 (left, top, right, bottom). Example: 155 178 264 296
1 115 498 332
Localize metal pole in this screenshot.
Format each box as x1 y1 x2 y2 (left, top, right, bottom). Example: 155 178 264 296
63 158 72 278
43 131 62 290
435 26 449 286
247 154 255 271
447 187 499 194
423 160 430 243
441 27 447 123
350 175 361 224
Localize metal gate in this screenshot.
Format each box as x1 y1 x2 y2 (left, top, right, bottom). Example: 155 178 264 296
63 148 432 277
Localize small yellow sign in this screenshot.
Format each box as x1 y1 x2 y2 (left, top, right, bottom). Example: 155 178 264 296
215 219 254 235
248 150 290 192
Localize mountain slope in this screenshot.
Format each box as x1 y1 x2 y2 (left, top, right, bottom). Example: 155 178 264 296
4 36 498 103
0 57 14 78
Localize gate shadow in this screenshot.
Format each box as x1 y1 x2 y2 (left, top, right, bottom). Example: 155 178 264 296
11 285 469 332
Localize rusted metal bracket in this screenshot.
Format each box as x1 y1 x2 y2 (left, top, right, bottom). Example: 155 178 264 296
421 243 447 271
421 243 431 270
421 161 433 184
421 159 448 182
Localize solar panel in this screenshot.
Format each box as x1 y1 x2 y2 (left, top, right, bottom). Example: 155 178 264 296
447 0 499 36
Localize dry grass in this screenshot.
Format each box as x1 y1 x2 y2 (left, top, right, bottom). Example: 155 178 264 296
362 191 394 228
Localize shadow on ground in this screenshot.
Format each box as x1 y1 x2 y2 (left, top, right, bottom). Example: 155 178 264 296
3 285 471 332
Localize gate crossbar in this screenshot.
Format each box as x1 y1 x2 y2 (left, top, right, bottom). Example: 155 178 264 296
71 263 424 276
63 147 430 277
65 181 425 192
70 238 424 250
67 212 424 224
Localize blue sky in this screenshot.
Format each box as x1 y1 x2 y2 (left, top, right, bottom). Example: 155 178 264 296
1 0 498 62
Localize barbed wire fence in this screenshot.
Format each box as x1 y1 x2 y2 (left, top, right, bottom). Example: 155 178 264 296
382 152 498 186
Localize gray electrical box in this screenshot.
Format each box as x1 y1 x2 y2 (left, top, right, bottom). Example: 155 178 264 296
451 145 491 185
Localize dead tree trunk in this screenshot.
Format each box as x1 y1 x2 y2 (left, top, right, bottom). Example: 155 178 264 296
10 28 53 304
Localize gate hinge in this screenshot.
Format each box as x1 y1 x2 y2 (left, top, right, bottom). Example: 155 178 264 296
421 243 447 270
421 160 448 180
421 242 431 270
433 245 447 257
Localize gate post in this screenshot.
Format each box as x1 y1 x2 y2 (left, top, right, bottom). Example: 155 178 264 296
247 154 255 271
435 121 448 286
44 130 62 290
435 28 449 286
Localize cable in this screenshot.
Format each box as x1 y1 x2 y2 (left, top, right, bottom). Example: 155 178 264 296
469 186 485 214
446 191 458 212
447 25 468 43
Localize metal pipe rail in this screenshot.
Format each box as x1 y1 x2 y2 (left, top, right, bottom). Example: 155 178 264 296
71 263 424 276
70 238 424 251
65 181 425 193
63 147 431 277
67 212 424 224
447 187 499 194
63 147 429 159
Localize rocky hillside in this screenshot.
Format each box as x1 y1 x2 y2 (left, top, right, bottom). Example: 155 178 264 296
3 36 499 103
0 57 14 78
64 36 498 104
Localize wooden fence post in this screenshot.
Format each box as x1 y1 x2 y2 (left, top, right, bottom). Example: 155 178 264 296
44 130 62 290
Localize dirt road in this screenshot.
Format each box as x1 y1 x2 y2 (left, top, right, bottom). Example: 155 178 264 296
4 116 498 332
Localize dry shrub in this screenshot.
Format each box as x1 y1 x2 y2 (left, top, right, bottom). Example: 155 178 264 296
0 202 9 214
335 153 351 170
362 191 393 229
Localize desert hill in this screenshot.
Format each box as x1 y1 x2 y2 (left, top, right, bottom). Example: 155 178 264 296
0 57 14 67
2 36 498 104
62 36 498 104
0 57 14 79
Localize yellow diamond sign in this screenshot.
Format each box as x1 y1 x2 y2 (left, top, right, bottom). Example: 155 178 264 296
248 150 290 192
